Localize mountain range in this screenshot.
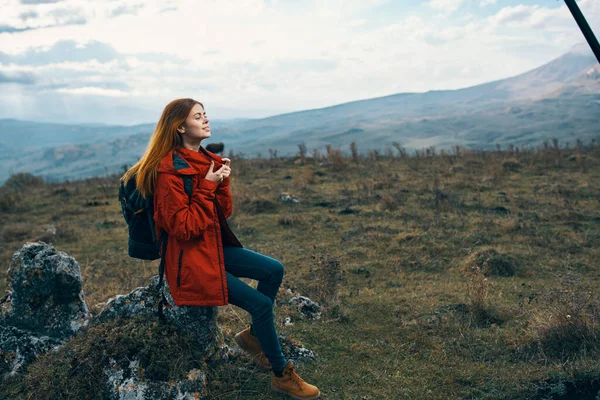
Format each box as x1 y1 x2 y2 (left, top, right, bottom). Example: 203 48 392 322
1 43 598 184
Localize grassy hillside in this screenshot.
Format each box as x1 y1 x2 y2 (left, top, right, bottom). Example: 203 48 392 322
3 50 599 185
1 140 599 399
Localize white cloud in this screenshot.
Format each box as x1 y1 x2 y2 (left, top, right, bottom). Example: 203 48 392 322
0 0 598 121
486 3 590 33
479 0 496 6
347 19 366 27
0 59 124 73
492 5 539 25
427 0 464 13
56 86 129 96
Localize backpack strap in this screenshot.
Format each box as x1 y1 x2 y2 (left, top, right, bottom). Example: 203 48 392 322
157 150 194 320
156 230 169 320
173 150 194 201
146 195 157 244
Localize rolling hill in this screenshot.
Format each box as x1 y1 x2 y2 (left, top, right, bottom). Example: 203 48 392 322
1 43 598 184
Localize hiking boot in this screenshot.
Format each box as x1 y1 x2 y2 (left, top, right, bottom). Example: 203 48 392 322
234 327 271 370
271 360 321 399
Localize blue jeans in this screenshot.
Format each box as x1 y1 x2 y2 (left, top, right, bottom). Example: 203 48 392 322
223 245 288 373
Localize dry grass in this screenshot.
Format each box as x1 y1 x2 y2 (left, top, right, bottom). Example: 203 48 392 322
518 270 600 362
1 140 600 399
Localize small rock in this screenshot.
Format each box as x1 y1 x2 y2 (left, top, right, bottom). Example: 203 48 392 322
289 296 322 320
278 334 317 362
279 192 301 203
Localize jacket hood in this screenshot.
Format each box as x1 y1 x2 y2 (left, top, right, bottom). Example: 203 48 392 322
157 146 224 175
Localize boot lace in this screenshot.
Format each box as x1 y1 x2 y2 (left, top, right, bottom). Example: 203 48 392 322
286 367 305 391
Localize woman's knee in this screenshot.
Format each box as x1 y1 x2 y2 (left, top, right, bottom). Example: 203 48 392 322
272 260 285 280
251 293 274 316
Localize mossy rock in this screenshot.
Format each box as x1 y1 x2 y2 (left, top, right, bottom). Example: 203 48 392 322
470 248 522 277
18 314 212 399
502 158 522 172
448 164 466 174
241 198 278 214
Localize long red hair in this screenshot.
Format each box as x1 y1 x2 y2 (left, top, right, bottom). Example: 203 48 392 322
120 98 203 197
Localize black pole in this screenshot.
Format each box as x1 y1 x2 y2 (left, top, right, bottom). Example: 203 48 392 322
564 0 600 64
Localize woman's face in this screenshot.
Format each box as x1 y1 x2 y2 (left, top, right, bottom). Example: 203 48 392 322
180 103 210 141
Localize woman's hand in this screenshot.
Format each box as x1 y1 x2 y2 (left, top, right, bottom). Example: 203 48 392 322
205 158 232 183
220 158 231 180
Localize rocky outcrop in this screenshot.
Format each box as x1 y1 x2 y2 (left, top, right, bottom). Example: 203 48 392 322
93 275 230 364
0 242 91 338
0 242 318 399
0 242 91 378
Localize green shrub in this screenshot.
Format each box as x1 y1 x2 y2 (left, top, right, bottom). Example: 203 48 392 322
3 172 44 189
241 198 277 214
502 158 522 172
0 188 19 212
520 272 600 361
469 248 522 277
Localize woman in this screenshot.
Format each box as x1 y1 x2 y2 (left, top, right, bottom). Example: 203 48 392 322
120 98 320 400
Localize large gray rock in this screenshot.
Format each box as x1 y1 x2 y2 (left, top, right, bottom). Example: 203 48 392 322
94 275 230 364
0 241 91 380
94 277 238 399
0 241 91 339
95 278 319 399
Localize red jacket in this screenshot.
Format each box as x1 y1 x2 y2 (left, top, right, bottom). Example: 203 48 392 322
153 146 243 306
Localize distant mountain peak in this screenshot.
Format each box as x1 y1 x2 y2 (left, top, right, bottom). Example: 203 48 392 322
569 42 594 56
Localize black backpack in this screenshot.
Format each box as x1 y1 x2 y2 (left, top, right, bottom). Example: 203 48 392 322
118 153 193 320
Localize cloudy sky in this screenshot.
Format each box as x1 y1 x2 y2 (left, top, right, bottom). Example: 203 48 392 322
0 0 598 124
